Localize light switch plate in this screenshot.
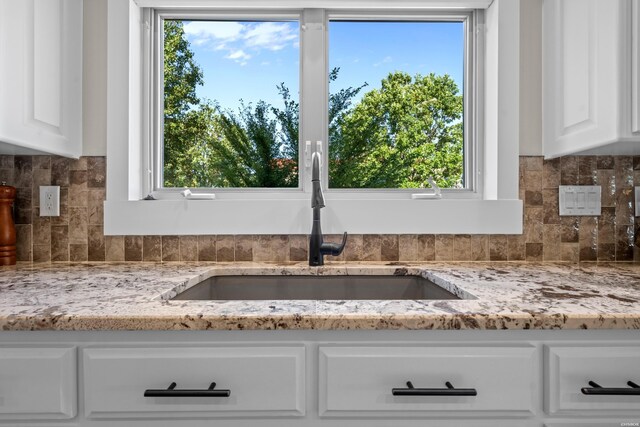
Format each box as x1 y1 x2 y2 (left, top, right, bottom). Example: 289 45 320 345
559 185 601 216
39 186 60 216
636 187 640 217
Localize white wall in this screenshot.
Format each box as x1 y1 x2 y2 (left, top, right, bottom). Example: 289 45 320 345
83 0 544 157
82 0 107 156
519 0 543 156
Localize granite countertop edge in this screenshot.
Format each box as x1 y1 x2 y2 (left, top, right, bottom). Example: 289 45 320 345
1 261 640 331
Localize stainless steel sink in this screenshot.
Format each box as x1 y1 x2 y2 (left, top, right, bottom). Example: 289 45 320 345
170 275 461 301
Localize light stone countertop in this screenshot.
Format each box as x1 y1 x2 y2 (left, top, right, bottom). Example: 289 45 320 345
0 262 639 331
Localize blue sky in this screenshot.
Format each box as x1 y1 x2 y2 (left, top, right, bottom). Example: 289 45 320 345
181 20 464 113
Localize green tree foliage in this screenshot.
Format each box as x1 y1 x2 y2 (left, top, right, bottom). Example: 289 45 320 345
163 20 214 187
210 94 298 187
329 71 463 189
162 20 300 188
163 21 201 119
206 71 368 188
162 21 463 190
328 68 368 167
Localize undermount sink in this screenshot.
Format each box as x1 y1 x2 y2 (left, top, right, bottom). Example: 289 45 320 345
170 275 462 301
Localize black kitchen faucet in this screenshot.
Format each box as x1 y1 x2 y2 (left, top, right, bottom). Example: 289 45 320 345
309 152 347 266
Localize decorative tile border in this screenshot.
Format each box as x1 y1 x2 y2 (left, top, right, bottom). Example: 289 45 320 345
1 154 638 263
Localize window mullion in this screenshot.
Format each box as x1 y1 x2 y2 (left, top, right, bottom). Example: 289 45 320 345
299 8 328 193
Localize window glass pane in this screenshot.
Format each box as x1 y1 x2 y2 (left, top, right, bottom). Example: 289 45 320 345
162 19 299 188
328 21 465 189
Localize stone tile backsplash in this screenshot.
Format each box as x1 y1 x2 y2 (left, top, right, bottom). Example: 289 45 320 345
1 154 638 263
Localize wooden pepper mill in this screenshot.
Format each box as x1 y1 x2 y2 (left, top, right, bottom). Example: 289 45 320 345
0 182 16 265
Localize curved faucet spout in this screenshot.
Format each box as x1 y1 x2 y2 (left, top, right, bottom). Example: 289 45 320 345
311 152 325 208
311 152 321 181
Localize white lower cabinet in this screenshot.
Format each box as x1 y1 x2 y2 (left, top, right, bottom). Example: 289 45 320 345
546 424 640 427
0 330 639 426
319 345 536 417
82 345 305 419
545 345 640 416
0 346 76 420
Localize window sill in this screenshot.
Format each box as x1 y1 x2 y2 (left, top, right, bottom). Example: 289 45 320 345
104 198 522 235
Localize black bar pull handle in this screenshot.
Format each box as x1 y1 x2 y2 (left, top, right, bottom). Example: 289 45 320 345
392 381 477 396
581 380 640 395
144 381 231 397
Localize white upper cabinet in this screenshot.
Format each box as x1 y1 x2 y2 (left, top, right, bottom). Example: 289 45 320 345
543 0 640 158
0 0 82 158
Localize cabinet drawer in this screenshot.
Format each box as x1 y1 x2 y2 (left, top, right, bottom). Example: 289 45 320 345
546 423 640 427
545 345 640 415
0 346 76 420
319 345 536 417
83 346 305 419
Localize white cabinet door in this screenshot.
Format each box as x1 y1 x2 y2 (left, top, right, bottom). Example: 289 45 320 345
0 346 76 420
318 345 537 418
543 0 640 157
0 0 82 157
545 345 640 415
83 345 305 419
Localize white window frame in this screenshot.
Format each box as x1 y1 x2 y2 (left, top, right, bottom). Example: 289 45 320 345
323 11 479 198
151 10 305 197
151 9 477 198
105 0 522 235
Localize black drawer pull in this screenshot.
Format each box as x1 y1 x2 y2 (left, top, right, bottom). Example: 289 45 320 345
392 381 477 396
581 380 640 395
144 382 231 397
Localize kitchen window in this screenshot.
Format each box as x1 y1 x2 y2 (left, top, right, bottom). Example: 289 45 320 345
105 0 522 235
151 10 475 196
327 18 470 191
158 16 301 190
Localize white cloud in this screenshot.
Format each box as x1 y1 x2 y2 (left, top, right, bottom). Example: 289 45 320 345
374 56 393 67
226 50 251 64
182 21 298 65
183 21 244 42
243 22 298 51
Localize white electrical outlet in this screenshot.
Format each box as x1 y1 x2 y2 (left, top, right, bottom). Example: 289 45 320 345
39 186 60 217
559 185 601 216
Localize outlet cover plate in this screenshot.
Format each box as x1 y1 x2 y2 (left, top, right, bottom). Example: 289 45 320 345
39 185 60 217
559 185 601 216
636 187 640 217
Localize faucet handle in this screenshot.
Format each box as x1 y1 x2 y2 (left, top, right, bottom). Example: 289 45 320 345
337 231 347 253
321 232 347 256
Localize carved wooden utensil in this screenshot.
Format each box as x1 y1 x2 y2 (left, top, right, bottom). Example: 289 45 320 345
0 182 16 265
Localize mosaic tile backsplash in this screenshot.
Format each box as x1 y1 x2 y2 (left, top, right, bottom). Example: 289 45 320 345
1 155 638 263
